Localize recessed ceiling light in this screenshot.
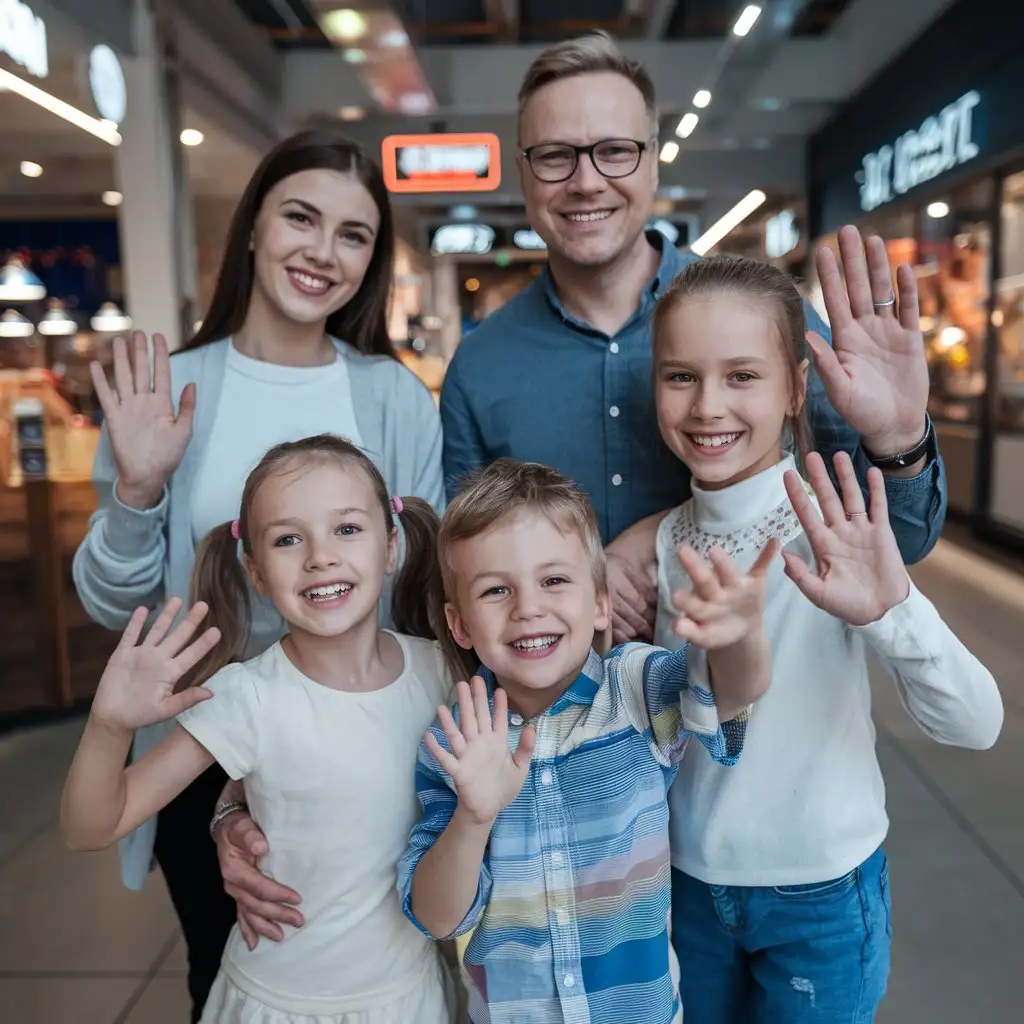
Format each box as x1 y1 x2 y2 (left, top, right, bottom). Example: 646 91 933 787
733 5 762 37
102 190 123 206
659 141 680 163
180 128 204 146
675 113 699 139
693 90 712 109
927 201 951 218
322 9 367 43
343 48 366 64
338 105 365 121
20 161 42 178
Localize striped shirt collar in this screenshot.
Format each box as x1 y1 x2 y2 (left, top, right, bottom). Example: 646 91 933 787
477 648 605 717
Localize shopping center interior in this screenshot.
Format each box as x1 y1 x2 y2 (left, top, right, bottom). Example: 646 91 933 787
1 0 1022 1021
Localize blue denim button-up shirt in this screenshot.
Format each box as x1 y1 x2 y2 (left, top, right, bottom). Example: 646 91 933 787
440 232 946 562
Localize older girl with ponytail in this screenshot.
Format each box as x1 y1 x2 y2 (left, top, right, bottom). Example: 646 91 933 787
61 435 456 1024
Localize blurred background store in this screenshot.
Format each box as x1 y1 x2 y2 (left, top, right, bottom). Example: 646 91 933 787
1 1 1023 1021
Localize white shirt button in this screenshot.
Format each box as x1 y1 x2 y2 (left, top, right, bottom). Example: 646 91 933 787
609 405 620 418
609 342 620 354
612 473 623 486
509 713 524 726
564 974 575 988
541 769 554 786
551 851 563 865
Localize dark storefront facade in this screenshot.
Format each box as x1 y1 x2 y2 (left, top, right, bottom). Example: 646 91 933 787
808 0 1024 548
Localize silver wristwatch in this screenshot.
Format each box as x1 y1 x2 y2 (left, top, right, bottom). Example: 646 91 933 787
208 799 248 840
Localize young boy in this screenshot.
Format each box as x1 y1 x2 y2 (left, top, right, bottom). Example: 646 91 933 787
397 459 776 1024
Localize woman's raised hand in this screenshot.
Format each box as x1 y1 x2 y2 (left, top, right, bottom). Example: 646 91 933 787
90 332 196 509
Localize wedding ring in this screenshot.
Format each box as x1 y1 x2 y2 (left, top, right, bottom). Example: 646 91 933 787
872 294 896 308
846 512 869 520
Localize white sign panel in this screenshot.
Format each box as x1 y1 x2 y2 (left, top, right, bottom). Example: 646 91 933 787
859 90 981 213
89 44 127 124
513 228 546 250
765 209 799 259
431 223 495 256
399 145 491 178
0 0 47 78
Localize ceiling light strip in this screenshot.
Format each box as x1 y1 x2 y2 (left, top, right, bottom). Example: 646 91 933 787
0 68 122 145
689 190 767 255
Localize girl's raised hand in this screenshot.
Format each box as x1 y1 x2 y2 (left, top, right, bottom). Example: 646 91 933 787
90 332 196 509
425 678 536 827
671 539 777 649
91 598 221 731
782 451 910 626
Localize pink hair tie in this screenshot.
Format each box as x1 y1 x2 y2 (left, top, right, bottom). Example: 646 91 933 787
391 496 404 516
230 519 241 540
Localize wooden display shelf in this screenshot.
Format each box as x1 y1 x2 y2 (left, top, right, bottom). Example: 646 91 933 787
0 408 118 720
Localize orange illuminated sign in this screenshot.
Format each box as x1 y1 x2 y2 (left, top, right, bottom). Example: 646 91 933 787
381 133 502 194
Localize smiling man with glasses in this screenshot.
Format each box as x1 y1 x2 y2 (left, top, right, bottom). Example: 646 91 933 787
439 32 945 645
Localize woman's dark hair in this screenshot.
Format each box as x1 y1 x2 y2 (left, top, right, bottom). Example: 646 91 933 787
652 254 811 466
185 434 441 685
185 130 396 359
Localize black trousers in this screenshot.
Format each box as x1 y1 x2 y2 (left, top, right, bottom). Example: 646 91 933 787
152 762 238 1023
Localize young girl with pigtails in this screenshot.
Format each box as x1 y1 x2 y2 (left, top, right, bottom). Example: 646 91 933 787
61 434 457 1024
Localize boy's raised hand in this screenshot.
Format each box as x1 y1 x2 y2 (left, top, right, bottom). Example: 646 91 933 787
782 451 910 626
91 598 221 731
425 677 536 827
671 539 778 649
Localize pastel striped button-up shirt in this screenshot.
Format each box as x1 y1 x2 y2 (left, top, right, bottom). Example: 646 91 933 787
398 643 747 1024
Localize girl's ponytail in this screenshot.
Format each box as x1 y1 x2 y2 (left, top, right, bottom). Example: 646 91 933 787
390 496 443 641
182 521 252 688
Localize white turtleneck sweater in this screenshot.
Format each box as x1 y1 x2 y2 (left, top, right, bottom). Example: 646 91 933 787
655 454 1003 887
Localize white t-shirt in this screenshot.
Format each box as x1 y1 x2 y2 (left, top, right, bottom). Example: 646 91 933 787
189 342 365 656
177 633 454 1004
656 454 1003 887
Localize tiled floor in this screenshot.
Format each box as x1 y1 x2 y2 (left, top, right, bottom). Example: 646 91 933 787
0 537 1021 1023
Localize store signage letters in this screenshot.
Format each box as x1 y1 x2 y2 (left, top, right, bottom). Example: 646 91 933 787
859 91 981 212
382 133 502 193
431 223 496 256
0 0 48 78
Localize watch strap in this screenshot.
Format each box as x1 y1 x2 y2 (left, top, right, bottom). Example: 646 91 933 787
864 415 936 470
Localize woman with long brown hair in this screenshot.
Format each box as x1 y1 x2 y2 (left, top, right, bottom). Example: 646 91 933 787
73 130 443 1022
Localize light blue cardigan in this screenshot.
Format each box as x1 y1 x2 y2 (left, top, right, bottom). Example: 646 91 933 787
72 337 445 890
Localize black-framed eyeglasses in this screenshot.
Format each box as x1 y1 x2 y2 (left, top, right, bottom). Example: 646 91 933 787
520 138 652 183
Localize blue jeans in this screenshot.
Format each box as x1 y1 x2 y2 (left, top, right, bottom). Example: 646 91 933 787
670 847 891 1023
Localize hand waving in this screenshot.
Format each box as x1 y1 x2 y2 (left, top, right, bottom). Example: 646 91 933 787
425 678 536 827
671 539 778 648
91 598 221 731
91 332 196 508
811 225 929 456
782 451 910 626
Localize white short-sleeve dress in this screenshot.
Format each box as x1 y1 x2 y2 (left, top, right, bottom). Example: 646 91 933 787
177 632 455 1024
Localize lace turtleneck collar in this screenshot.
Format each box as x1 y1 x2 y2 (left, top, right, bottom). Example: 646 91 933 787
690 454 798 534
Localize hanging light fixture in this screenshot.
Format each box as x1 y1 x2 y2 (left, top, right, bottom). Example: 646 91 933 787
37 300 78 336
0 309 36 338
90 301 132 332
0 258 46 302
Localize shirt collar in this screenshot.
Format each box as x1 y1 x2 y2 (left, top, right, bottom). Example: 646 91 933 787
477 649 604 722
538 230 698 328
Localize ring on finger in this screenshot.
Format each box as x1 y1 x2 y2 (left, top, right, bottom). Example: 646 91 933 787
872 293 896 309
845 511 869 520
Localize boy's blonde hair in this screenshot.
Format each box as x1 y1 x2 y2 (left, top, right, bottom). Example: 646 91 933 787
517 31 657 125
440 459 606 601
